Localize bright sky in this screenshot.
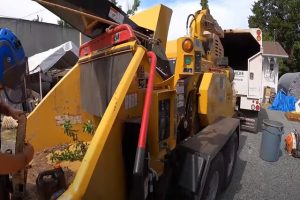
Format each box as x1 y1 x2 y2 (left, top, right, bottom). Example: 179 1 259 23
0 0 256 40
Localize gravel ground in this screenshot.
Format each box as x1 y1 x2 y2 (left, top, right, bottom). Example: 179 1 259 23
1 130 77 199
0 129 16 153
220 109 300 200
2 108 300 199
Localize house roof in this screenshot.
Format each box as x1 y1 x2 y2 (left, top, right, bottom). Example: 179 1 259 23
262 41 289 58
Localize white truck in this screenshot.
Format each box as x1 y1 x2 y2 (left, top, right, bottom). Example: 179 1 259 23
221 28 285 131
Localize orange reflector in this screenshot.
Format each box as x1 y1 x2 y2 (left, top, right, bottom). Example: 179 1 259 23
182 38 193 52
257 35 261 41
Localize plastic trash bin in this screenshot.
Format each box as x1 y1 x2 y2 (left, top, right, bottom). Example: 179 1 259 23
260 119 284 162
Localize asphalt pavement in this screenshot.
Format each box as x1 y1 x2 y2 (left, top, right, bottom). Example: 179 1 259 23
220 109 300 200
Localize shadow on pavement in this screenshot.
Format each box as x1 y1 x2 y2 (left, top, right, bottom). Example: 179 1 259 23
218 134 248 200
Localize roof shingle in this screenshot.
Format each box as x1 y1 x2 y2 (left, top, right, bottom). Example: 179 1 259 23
262 41 288 58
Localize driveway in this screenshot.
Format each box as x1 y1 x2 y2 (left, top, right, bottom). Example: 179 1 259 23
220 109 300 200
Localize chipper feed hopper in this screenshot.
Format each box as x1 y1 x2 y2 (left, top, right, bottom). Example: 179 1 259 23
26 0 240 199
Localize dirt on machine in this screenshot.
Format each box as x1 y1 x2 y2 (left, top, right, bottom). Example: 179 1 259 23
19 0 241 199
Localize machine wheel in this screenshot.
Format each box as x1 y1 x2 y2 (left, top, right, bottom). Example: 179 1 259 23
222 132 238 190
201 153 224 200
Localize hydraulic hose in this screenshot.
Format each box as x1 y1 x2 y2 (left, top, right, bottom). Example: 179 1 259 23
186 14 196 35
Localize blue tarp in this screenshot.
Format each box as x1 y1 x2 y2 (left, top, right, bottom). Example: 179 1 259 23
269 90 297 112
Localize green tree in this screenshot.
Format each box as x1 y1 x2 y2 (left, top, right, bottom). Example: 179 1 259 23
32 15 43 22
110 0 118 4
110 0 140 15
249 0 300 74
57 19 72 28
127 0 140 15
201 0 209 10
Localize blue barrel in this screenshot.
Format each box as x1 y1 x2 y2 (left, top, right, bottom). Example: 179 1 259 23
260 119 284 162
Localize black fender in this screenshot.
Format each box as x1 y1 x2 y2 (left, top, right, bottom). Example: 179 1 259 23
171 117 240 199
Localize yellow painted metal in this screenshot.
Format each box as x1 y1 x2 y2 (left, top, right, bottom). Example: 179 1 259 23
198 72 234 126
130 4 172 50
163 4 235 130
166 40 177 58
190 9 224 41
25 2 240 199
79 40 137 62
60 46 146 200
172 37 196 86
190 9 206 41
26 64 97 151
26 41 137 151
200 59 214 72
199 73 213 115
148 89 176 175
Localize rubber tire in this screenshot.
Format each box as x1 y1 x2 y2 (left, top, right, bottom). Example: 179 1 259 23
222 133 238 190
201 153 224 200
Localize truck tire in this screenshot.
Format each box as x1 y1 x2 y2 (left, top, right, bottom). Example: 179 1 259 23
222 132 238 190
201 153 224 200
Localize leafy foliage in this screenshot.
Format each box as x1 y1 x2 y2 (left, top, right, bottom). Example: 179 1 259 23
32 15 43 22
83 120 95 134
50 120 95 162
57 19 72 28
50 142 88 162
127 0 140 15
110 0 140 15
62 120 78 142
201 0 209 10
248 0 300 75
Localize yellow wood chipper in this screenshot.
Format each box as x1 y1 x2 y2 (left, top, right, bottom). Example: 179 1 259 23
26 0 240 199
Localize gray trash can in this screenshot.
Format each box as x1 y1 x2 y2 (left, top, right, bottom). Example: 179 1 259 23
260 119 284 162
